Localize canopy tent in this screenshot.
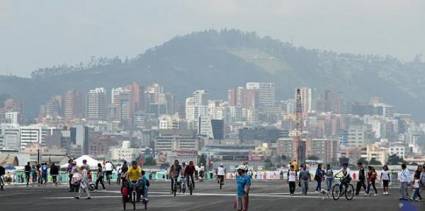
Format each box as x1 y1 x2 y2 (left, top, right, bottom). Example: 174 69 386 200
60 155 100 169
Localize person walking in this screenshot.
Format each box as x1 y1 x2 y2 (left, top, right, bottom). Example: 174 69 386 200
325 164 334 192
420 165 425 191
398 163 411 200
315 164 324 192
67 159 74 192
95 163 105 190
50 163 59 186
287 165 297 195
24 162 31 187
366 166 378 196
36 162 41 185
355 162 367 195
104 161 113 185
235 165 251 211
41 163 48 185
299 164 311 195
411 174 422 201
0 165 5 191
380 165 391 195
31 164 37 186
75 166 91 199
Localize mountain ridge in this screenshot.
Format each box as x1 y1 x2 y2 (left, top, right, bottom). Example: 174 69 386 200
1 29 425 120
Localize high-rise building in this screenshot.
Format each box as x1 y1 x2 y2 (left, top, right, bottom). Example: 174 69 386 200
20 125 54 150
63 90 83 120
0 124 20 150
246 82 275 111
185 90 208 122
297 87 312 115
87 88 107 121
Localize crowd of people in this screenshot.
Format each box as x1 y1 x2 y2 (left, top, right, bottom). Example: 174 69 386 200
1 159 425 211
285 162 425 201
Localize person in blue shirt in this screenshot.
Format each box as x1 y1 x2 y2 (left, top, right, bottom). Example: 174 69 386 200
41 163 48 185
235 165 251 211
138 170 150 202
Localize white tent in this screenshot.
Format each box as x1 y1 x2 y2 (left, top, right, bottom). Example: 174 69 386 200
60 155 101 169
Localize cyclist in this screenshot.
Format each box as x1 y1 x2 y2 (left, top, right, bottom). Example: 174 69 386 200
184 161 196 189
127 161 142 201
335 163 351 192
180 162 187 192
217 163 226 187
169 160 182 193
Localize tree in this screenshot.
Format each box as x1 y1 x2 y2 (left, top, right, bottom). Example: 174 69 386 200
369 158 382 165
387 154 403 165
307 155 320 160
198 154 207 167
357 157 369 165
144 157 156 166
264 158 273 170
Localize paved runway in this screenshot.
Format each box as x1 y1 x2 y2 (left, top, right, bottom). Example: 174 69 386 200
0 180 424 211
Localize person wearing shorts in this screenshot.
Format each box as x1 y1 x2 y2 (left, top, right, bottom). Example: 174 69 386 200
235 165 251 211
381 165 390 195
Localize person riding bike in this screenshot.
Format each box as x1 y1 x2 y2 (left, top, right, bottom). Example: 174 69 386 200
335 163 351 192
127 161 142 201
184 161 196 189
180 162 187 192
169 160 182 193
217 163 226 186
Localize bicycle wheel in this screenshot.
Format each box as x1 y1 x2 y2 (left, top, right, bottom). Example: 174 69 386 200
345 184 355 200
122 196 127 211
173 182 177 197
132 191 136 211
332 184 341 200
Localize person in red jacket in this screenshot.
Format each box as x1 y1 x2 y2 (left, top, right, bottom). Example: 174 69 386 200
184 161 196 189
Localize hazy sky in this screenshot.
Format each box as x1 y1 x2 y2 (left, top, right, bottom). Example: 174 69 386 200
1 0 424 76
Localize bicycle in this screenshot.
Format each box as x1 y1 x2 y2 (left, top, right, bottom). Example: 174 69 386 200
172 176 178 197
180 176 186 194
332 174 354 200
124 181 147 210
187 175 194 195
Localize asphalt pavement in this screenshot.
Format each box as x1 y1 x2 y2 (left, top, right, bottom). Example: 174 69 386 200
0 180 424 211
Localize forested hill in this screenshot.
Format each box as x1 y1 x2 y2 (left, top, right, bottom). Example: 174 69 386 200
1 29 425 119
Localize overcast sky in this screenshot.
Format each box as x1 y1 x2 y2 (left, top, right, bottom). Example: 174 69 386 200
1 0 424 76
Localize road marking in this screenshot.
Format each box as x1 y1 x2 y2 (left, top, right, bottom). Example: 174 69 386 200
44 192 379 200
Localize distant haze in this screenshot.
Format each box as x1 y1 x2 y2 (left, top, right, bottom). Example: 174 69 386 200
1 0 424 76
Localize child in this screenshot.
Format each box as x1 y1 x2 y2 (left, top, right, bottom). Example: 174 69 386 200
139 170 150 201
412 175 422 201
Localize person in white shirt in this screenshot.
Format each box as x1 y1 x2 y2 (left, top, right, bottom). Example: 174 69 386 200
398 163 411 200
380 165 391 195
287 165 297 195
104 161 113 185
216 164 226 187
